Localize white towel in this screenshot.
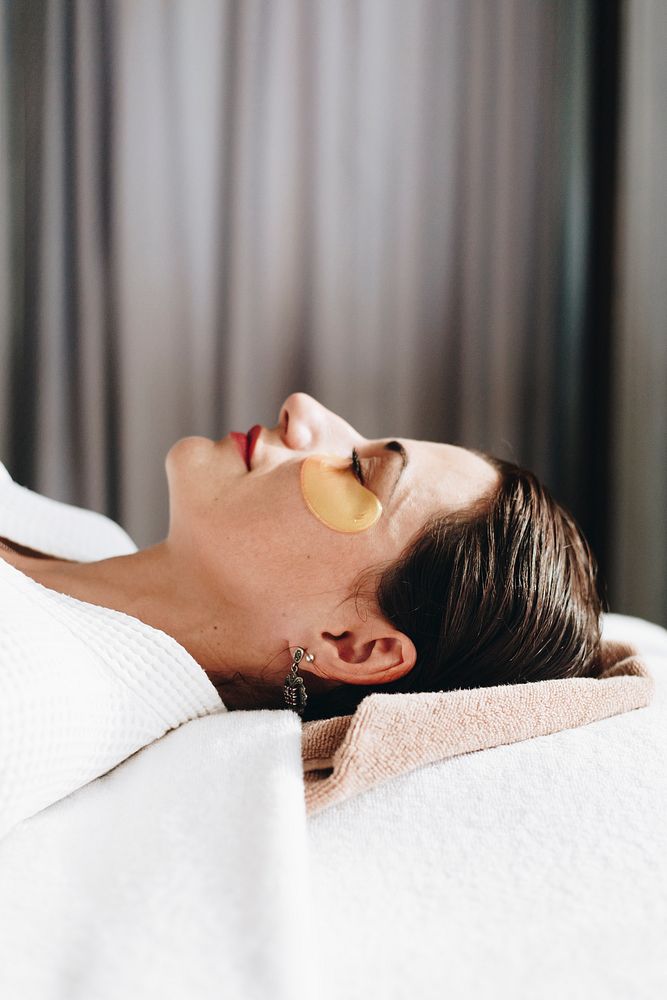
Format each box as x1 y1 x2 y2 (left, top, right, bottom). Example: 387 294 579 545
0 709 310 1000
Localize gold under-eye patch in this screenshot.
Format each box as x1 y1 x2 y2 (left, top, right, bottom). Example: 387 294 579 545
300 455 383 533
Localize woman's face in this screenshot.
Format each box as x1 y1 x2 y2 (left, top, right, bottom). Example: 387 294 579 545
165 393 499 686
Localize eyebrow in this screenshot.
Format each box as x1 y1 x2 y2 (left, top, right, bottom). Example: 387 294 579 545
382 440 408 502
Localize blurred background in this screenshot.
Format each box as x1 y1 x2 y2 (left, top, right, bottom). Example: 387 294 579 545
0 0 665 626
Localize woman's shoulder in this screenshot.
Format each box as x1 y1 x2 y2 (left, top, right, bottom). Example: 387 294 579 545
0 460 137 561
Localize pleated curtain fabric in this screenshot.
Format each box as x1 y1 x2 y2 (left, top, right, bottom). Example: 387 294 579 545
0 0 665 626
611 0 667 627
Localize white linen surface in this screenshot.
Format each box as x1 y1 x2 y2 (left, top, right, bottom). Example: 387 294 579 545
0 709 310 1000
308 612 667 1000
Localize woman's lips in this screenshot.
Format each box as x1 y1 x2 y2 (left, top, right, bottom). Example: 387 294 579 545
230 425 262 470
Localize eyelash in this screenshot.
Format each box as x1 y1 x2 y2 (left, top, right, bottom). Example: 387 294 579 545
351 448 365 486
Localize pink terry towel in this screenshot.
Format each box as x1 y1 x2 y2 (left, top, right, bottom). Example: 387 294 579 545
301 639 654 815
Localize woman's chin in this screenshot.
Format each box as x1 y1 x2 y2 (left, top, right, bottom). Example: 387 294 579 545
165 435 215 472
165 437 221 502
164 436 227 540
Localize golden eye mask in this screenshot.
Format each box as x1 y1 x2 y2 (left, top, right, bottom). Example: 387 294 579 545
300 455 383 533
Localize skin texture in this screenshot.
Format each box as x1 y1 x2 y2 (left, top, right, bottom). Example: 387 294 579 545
1 393 499 706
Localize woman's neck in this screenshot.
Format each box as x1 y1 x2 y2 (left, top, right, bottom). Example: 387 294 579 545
0 542 258 689
0 539 334 711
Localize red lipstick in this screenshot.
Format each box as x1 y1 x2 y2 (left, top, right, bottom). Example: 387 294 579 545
230 425 262 470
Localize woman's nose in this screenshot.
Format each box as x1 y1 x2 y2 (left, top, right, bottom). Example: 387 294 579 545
278 392 360 452
278 393 321 449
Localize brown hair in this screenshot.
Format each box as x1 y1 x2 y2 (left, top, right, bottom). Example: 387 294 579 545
302 454 607 722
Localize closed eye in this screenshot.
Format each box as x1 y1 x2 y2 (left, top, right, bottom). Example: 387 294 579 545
351 448 365 485
351 441 407 499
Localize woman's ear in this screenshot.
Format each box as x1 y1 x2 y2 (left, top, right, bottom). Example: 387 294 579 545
316 626 417 686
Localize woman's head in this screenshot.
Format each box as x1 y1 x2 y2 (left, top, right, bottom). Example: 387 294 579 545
164 392 604 714
305 454 607 720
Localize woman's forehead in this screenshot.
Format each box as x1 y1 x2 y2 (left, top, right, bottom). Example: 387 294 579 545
392 439 499 512
403 438 494 473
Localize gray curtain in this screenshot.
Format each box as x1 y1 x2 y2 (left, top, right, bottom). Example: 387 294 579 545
611 0 667 627
1 0 664 627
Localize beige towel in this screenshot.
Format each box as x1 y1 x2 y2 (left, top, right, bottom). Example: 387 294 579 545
301 639 654 815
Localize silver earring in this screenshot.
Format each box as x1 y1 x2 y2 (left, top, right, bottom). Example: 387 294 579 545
284 646 313 716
